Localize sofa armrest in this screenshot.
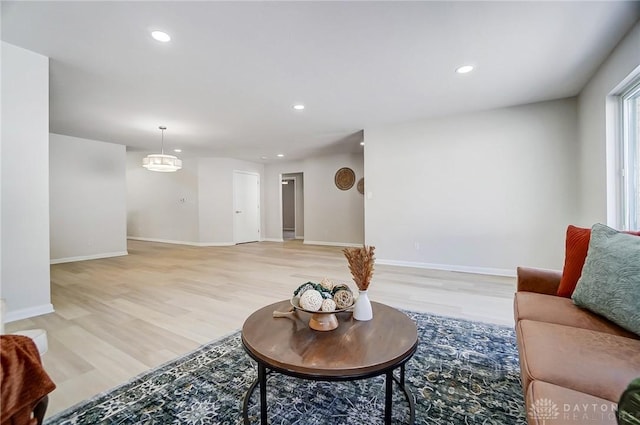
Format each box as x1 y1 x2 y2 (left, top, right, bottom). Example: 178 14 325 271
516 266 562 295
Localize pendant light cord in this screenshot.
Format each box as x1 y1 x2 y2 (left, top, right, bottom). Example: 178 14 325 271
159 126 166 155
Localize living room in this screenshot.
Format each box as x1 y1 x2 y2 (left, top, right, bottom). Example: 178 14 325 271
2 2 640 424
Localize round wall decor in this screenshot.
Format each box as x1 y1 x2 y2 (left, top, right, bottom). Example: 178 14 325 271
334 167 355 190
357 178 364 194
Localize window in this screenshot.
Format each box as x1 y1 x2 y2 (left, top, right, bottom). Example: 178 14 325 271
620 78 640 230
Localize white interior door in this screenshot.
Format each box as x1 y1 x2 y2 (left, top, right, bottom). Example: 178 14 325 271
233 171 260 244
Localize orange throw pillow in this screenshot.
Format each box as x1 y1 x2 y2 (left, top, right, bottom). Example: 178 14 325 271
557 225 591 298
557 224 640 297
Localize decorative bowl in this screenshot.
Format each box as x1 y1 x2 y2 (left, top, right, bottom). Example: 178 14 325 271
290 297 352 331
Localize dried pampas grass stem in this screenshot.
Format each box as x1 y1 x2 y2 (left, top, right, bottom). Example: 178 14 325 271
343 245 375 291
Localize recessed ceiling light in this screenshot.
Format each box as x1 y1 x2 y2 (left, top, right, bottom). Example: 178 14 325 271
260 156 268 160
360 141 365 146
173 149 182 153
293 104 305 110
277 154 285 158
455 65 474 74
151 31 171 42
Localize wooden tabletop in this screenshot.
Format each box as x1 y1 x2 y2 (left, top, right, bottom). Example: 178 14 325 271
241 300 418 379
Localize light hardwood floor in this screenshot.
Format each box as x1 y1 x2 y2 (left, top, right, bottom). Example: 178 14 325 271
5 239 518 416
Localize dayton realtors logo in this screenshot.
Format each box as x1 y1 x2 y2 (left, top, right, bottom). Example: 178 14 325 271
529 398 619 423
529 398 560 424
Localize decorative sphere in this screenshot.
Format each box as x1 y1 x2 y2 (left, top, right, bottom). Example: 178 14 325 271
299 289 323 311
321 299 337 312
333 289 354 309
294 282 314 297
320 278 335 291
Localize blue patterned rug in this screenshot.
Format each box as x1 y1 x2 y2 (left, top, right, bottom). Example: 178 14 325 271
45 311 526 424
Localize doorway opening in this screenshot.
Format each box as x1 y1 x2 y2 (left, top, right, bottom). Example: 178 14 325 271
281 172 304 241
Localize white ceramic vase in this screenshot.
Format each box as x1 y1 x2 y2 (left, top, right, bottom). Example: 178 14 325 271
353 290 373 321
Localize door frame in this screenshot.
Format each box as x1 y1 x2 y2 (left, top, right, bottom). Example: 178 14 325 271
281 176 297 237
233 170 261 244
280 172 303 241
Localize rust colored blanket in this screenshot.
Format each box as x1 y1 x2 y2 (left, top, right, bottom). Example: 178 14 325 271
1 335 55 425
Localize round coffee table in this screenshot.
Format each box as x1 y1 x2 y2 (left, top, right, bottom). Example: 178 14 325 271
241 300 418 424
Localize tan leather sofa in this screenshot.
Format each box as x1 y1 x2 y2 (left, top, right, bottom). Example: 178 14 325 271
514 267 640 425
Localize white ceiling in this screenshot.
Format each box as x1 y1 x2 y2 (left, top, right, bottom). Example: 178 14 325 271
2 1 639 163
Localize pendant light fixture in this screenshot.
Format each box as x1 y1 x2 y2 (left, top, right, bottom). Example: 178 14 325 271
142 126 182 172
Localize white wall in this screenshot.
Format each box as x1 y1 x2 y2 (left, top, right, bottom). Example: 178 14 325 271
264 153 364 245
127 152 200 244
1 42 53 321
365 98 579 275
198 158 264 245
0 45 2 318
577 21 640 227
304 153 364 245
126 154 265 245
50 134 128 262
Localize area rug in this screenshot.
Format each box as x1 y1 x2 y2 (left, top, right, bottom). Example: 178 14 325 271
45 311 527 424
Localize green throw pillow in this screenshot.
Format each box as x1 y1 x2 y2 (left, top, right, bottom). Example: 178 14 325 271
572 223 640 336
618 377 640 424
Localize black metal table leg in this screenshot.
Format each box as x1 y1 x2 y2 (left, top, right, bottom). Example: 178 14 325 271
258 363 267 424
385 370 393 424
245 364 415 425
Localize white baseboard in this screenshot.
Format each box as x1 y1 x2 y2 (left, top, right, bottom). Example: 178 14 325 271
4 303 54 323
262 238 284 242
303 240 363 248
375 259 515 277
127 236 202 246
127 237 233 247
50 251 128 265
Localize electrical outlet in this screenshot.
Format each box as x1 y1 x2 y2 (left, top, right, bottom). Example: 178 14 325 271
414 242 420 250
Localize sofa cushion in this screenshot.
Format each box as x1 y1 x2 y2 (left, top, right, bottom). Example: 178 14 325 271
557 225 592 298
514 292 638 339
516 320 640 402
572 223 640 336
526 381 618 425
